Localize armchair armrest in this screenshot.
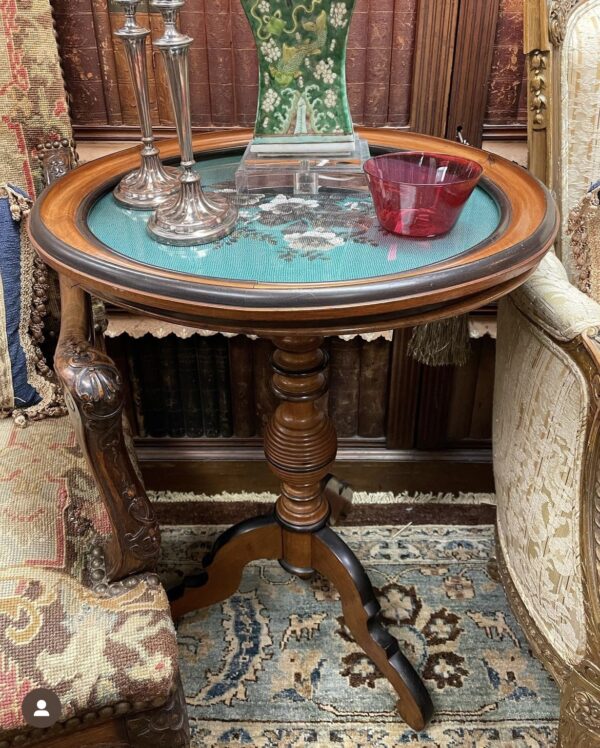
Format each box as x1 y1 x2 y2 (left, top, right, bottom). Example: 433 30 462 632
54 275 160 582
510 251 600 341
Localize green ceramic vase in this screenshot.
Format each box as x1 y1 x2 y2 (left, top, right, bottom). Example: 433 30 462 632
241 0 357 146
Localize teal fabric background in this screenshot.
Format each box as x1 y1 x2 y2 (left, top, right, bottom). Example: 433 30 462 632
87 155 500 286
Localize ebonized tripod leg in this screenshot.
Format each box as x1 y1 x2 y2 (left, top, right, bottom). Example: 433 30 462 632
169 514 281 620
312 525 433 732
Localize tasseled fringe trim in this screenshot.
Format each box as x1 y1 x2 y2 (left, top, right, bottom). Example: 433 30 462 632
408 315 471 367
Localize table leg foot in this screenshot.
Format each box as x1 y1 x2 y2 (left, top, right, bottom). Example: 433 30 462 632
312 526 433 731
169 514 281 620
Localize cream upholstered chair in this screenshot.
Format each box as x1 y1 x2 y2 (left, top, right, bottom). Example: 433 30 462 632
494 1 600 745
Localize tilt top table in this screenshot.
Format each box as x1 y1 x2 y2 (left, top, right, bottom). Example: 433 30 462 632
29 128 558 731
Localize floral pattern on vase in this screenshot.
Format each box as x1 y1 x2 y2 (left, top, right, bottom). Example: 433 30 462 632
241 0 357 143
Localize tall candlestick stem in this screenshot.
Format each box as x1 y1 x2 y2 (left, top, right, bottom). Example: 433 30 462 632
148 0 237 245
113 0 180 209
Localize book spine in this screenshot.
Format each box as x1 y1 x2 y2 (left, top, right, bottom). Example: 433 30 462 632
52 0 108 125
253 339 278 436
363 0 395 127
179 1 213 128
346 0 368 123
204 0 235 127
229 335 256 437
328 338 361 438
176 337 204 437
138 335 169 437
158 335 185 438
214 336 233 438
485 0 526 125
196 337 220 438
232 3 258 128
386 329 421 449
91 0 122 125
106 335 137 435
388 0 418 127
357 338 391 438
126 337 147 437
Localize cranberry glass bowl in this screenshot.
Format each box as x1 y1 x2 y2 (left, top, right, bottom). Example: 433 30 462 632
364 152 484 238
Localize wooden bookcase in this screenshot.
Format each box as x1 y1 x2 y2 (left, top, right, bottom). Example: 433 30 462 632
52 0 527 146
106 310 496 495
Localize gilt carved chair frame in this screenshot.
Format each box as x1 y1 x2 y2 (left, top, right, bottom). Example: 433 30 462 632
497 2 600 744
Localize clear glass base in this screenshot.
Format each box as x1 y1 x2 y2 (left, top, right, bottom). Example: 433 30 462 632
235 136 370 195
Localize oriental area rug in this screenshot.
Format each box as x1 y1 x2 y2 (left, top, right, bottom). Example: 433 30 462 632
153 493 560 747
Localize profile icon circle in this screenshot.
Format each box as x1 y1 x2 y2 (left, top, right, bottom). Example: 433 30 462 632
22 688 61 728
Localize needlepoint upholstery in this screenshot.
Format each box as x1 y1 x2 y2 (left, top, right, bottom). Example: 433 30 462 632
0 416 179 738
494 252 589 666
0 0 73 198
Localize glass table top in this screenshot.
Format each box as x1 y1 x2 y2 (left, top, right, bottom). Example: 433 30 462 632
87 154 501 286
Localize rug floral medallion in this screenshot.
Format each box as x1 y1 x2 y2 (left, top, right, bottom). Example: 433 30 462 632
159 524 559 747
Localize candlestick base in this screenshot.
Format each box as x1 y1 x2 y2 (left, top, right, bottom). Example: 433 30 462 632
147 172 238 245
114 147 180 210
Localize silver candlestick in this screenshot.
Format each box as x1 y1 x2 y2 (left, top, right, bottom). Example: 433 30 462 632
113 0 180 209
148 0 237 245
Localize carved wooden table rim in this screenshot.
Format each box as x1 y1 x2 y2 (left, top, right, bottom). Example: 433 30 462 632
28 127 559 732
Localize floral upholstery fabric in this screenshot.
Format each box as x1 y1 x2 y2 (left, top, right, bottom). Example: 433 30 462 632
510 251 600 341
0 416 179 737
0 0 73 197
560 0 600 293
494 258 594 666
0 416 109 583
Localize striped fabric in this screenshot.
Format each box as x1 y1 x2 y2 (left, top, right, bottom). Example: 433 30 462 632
0 187 41 415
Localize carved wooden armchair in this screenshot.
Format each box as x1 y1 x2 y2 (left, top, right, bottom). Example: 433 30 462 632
493 1 600 745
0 227 191 748
0 2 190 743
0 198 190 748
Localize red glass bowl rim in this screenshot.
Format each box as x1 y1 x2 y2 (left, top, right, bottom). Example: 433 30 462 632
363 151 485 188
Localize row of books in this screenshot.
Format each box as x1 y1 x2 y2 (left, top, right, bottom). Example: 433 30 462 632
53 1 417 130
123 334 392 440
53 2 526 132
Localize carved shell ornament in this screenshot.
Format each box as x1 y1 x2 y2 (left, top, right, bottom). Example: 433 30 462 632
75 365 122 419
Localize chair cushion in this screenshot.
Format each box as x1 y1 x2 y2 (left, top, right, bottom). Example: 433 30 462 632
0 416 179 737
0 414 109 583
0 568 178 735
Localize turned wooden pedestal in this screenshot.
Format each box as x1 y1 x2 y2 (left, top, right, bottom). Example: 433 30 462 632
169 335 433 730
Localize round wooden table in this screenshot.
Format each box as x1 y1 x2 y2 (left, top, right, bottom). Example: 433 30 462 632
29 127 558 731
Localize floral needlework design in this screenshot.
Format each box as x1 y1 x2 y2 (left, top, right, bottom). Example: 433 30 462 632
163 524 561 745
0 417 178 736
204 186 380 263
0 0 73 196
241 0 356 139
